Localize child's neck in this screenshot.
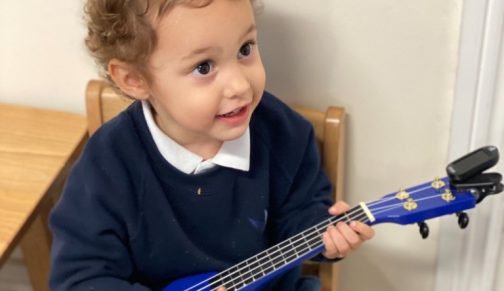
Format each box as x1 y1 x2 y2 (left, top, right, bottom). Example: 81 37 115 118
184 141 223 161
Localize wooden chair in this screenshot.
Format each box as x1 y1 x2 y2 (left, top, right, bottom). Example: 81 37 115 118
85 79 346 291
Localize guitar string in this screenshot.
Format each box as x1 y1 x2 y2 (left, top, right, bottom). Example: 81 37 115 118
366 184 433 207
221 213 372 291
188 183 452 290
222 188 455 291
365 184 437 207
208 188 456 290
367 192 445 213
368 192 455 217
189 209 370 291
213 213 370 291
185 207 367 291
186 209 368 291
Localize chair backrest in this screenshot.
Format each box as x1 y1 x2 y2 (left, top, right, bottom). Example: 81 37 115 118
85 79 345 290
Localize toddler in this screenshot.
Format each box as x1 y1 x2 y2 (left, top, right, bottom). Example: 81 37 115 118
49 0 374 290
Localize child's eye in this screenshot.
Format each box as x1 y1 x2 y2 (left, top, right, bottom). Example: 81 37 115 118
238 41 255 59
192 61 213 76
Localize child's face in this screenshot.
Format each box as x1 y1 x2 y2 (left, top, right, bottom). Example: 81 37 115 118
145 0 265 151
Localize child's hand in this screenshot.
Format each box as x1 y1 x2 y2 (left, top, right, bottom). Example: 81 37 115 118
321 201 375 259
216 287 226 291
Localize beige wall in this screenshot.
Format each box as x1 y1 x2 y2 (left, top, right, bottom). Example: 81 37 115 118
257 1 462 290
0 1 464 290
0 1 97 113
491 37 504 291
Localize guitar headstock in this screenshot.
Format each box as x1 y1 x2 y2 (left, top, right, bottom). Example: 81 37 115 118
366 177 476 226
361 146 503 239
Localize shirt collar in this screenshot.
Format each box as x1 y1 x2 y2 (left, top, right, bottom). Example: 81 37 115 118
142 100 250 174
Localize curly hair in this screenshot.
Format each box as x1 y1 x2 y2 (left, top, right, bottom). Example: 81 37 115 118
84 0 260 86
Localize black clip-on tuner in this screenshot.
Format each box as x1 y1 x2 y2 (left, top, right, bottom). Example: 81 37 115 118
447 145 503 203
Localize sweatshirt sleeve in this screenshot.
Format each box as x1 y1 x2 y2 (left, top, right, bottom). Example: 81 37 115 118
49 149 149 291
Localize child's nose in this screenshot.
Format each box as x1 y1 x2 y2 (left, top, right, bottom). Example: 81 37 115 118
222 65 251 99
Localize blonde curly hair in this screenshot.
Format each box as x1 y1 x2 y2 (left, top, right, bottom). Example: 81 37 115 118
84 0 259 85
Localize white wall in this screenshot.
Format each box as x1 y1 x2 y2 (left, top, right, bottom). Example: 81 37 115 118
0 1 464 291
435 0 504 290
486 25 504 291
0 1 97 113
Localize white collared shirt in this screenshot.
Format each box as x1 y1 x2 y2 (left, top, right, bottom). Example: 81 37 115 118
142 101 250 174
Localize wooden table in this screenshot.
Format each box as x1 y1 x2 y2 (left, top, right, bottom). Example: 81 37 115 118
0 103 88 291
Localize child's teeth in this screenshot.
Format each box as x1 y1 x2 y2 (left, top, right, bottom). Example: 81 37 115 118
222 108 240 117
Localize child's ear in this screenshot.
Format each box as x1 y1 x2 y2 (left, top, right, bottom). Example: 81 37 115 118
108 59 150 100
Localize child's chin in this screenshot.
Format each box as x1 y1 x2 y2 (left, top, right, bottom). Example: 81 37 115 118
219 126 248 141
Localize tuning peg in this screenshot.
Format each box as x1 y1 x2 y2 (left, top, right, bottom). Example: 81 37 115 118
417 221 429 239
457 212 470 229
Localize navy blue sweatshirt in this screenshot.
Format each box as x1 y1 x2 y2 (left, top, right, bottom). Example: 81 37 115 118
49 92 334 290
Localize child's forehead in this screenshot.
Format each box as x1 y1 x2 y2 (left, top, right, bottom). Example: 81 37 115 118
155 0 210 15
147 0 256 64
153 0 255 20
154 0 243 19
154 0 255 35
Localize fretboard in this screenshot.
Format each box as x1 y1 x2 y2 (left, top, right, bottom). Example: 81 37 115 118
187 204 371 291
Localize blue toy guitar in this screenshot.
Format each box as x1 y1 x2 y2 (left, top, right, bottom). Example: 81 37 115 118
163 146 503 291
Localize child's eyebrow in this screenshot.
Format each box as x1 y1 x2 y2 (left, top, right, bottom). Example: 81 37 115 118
182 24 256 61
242 24 257 38
182 46 222 61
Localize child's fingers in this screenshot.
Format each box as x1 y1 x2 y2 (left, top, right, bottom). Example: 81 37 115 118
322 221 374 259
336 222 362 250
322 223 355 258
323 201 375 259
321 227 345 258
350 221 375 241
216 287 226 291
328 201 350 216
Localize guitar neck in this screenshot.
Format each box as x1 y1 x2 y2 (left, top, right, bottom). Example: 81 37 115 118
189 205 371 290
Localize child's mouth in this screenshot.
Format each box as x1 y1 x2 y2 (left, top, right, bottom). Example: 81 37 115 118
217 106 246 118
215 105 249 126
